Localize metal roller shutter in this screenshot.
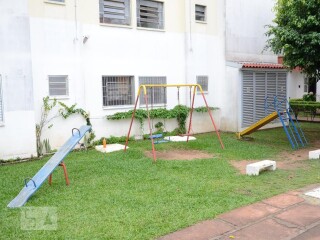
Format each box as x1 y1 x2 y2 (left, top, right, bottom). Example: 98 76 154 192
242 71 287 128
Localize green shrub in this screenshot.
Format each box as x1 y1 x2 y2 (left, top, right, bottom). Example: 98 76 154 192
302 92 316 102
289 99 320 117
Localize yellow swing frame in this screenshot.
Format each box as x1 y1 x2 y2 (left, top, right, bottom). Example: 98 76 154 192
124 84 224 162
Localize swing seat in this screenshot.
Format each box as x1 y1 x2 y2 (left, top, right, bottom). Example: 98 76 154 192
149 134 163 139
154 139 170 144
149 134 171 144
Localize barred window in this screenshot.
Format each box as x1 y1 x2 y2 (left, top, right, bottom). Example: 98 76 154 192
49 75 69 96
195 5 206 22
137 0 164 29
99 0 131 25
139 76 166 105
102 76 135 106
197 76 208 92
0 75 3 123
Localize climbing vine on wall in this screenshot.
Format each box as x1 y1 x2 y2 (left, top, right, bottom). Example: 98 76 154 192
106 105 218 134
36 97 94 157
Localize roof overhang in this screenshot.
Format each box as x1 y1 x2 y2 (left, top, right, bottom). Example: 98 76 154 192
226 61 286 70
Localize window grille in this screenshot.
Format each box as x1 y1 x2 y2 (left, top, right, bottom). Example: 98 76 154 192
0 75 3 123
139 77 167 105
102 76 135 106
49 75 69 96
99 0 131 25
47 0 65 3
197 76 208 92
137 0 164 29
195 5 206 22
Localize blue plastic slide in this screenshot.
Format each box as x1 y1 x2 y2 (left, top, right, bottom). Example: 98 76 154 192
7 125 91 208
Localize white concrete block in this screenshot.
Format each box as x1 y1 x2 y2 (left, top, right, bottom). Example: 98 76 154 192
305 187 320 199
246 160 276 176
164 136 196 142
95 144 128 153
309 149 320 160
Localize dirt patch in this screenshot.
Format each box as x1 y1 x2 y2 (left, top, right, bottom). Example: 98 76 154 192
144 150 214 161
231 141 320 174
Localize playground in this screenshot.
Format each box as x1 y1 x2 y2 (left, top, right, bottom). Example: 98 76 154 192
1 122 320 239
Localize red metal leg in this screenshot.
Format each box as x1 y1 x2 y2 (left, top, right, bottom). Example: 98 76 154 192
60 162 70 186
124 94 140 151
201 92 225 149
187 86 196 142
48 162 70 186
145 95 157 162
49 174 52 185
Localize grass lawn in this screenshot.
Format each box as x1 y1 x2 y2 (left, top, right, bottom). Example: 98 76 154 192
1 122 320 239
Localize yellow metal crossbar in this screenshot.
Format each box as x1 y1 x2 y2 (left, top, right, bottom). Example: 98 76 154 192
237 111 279 139
138 84 205 95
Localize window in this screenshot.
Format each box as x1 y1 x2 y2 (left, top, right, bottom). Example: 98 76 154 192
102 76 135 106
137 0 164 29
304 78 309 93
99 0 131 25
139 76 167 105
0 75 3 123
195 5 206 22
197 76 208 92
49 75 69 97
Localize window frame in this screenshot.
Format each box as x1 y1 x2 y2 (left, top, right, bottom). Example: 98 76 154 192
44 0 66 5
196 75 209 93
99 0 131 26
48 75 69 98
102 76 135 108
195 4 206 23
136 0 165 30
139 76 167 106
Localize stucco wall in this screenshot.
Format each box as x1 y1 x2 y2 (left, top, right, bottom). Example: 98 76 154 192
28 0 225 149
287 71 306 99
0 0 37 160
225 0 276 63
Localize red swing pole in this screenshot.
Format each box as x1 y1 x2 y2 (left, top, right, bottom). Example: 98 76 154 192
198 85 224 149
144 89 157 162
124 86 143 151
187 86 196 142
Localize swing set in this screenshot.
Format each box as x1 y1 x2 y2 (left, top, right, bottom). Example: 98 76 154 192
124 84 224 162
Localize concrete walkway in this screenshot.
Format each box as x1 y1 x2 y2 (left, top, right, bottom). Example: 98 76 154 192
159 184 320 240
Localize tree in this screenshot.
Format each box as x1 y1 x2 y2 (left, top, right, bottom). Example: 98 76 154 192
266 0 320 80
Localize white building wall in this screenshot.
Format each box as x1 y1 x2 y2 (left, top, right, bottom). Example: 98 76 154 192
224 0 306 133
0 0 37 160
287 71 306 100
223 64 242 132
225 0 276 63
28 0 225 148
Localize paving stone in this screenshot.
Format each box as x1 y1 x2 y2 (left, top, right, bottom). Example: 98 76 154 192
291 224 320 240
158 220 233 240
275 203 320 227
262 193 305 208
286 190 303 196
218 202 280 227
222 219 300 240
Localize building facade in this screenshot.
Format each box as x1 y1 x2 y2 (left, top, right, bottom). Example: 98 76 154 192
0 0 308 160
